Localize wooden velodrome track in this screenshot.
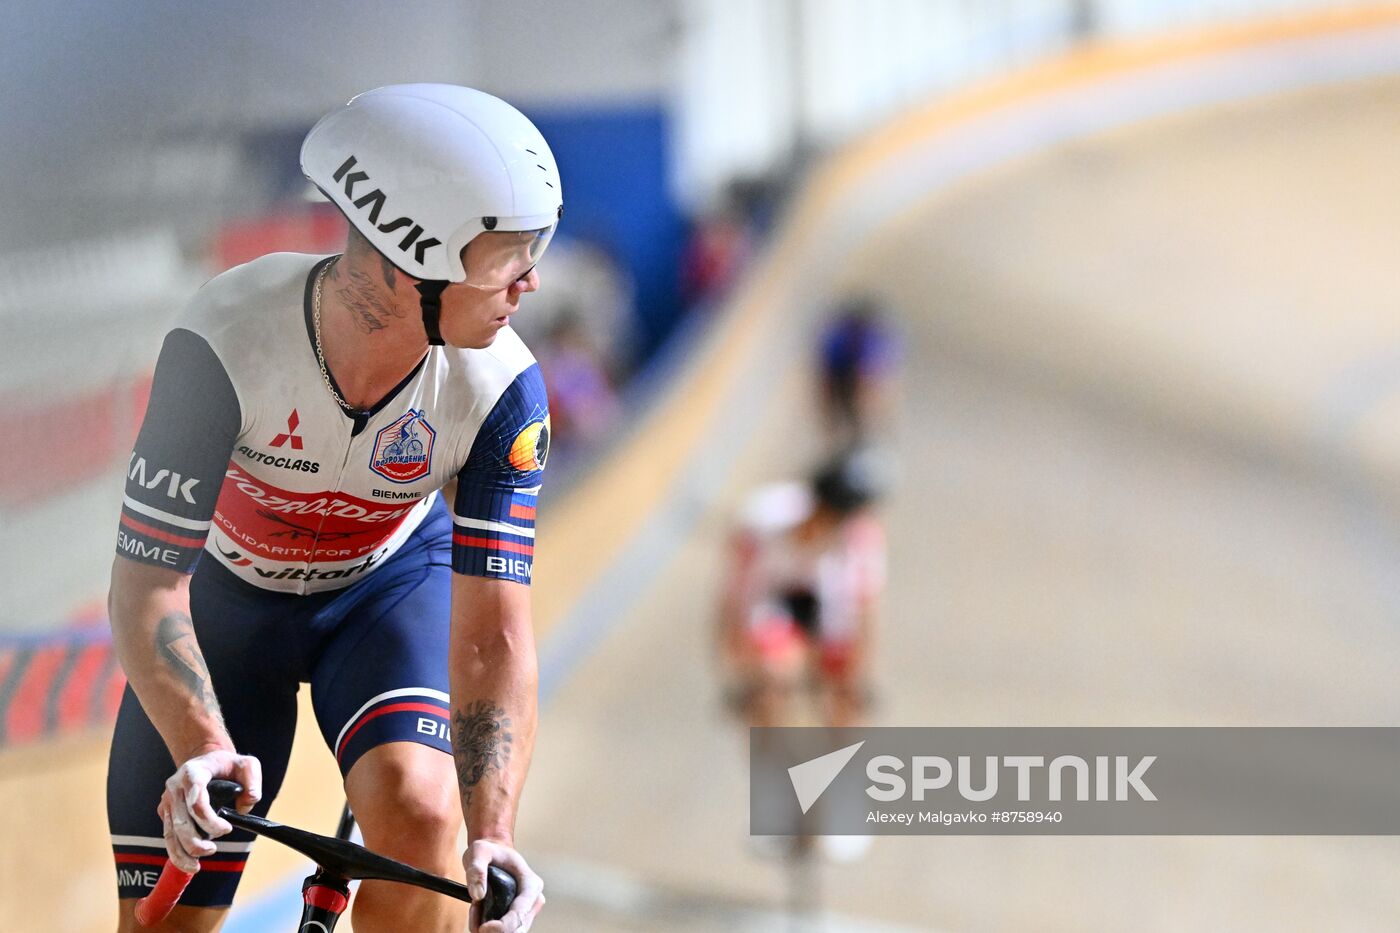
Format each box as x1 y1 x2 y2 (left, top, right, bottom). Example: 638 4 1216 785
8 7 1400 931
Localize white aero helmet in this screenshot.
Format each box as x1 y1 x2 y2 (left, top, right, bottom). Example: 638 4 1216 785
301 84 563 343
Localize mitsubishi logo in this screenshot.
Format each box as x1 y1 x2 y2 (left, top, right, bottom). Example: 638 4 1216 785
271 410 304 449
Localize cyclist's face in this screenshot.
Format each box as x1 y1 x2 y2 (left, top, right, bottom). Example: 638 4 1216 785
438 232 542 349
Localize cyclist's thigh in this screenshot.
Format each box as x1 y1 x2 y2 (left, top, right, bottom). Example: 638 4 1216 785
310 510 453 779
107 560 303 910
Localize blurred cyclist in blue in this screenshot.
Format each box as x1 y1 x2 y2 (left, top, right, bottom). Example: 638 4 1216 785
817 296 901 444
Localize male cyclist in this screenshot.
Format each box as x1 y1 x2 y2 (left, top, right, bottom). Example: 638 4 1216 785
717 449 887 730
107 85 559 933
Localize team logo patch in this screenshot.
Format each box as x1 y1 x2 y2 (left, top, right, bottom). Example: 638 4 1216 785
369 409 436 483
507 416 550 473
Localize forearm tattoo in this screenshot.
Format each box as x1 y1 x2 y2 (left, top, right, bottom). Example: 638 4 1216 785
452 701 513 807
155 612 222 718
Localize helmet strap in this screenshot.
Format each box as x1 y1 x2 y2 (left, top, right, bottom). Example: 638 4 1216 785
416 280 449 346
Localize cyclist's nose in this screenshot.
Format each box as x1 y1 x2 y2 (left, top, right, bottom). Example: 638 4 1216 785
510 268 540 296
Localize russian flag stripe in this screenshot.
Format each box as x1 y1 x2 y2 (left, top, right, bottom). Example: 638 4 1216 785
452 516 535 539
336 701 448 761
113 834 253 853
114 853 246 871
121 514 206 549
114 853 170 866
452 533 534 556
333 687 450 751
122 495 212 531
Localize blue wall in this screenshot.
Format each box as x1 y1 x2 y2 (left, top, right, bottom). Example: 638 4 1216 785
527 104 685 358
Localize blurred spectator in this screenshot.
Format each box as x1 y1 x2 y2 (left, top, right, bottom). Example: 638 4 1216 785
510 235 638 371
725 173 790 239
681 186 753 310
536 308 621 455
817 296 902 445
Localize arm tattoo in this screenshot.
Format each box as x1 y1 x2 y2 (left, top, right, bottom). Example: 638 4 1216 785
452 701 513 807
155 612 222 717
336 269 405 335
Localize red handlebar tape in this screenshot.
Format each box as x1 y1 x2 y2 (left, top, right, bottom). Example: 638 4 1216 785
133 863 195 926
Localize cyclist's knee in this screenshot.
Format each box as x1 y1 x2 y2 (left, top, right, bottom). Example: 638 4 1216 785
345 744 460 859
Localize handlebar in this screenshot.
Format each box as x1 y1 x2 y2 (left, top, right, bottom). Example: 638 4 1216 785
135 780 518 926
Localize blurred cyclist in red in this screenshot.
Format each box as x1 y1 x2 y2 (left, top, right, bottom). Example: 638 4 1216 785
717 448 886 731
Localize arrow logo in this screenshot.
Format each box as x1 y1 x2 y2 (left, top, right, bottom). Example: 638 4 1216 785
788 741 864 814
271 409 303 449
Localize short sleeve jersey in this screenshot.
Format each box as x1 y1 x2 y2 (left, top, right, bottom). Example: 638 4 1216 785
115 253 549 593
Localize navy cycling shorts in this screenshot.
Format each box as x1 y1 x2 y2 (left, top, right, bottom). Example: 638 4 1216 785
107 497 454 908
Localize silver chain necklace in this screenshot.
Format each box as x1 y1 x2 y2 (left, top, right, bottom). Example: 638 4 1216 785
312 257 357 414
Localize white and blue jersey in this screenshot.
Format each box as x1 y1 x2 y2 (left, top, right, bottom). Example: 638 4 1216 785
115 252 549 590
107 252 551 909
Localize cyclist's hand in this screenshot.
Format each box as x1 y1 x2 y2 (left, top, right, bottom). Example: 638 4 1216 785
464 838 544 933
157 749 262 873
